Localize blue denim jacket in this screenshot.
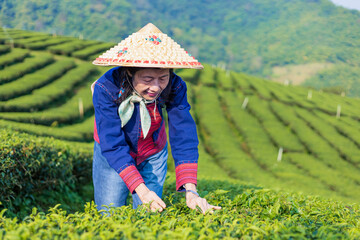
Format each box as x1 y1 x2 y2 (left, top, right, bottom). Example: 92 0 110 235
92 67 199 176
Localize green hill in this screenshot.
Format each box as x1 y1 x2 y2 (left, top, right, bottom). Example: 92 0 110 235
2 0 360 96
1 28 360 202
1 29 360 238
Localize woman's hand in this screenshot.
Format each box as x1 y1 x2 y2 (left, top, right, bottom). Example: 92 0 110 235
135 183 166 212
184 183 221 214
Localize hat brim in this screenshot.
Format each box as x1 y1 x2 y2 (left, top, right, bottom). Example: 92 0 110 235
92 60 204 69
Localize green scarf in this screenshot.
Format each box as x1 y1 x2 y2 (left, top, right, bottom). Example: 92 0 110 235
118 93 156 139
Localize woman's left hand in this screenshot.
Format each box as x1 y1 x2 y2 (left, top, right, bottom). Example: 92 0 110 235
184 183 221 214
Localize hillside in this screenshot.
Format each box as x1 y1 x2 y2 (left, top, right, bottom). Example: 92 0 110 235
2 0 360 96
1 28 360 204
1 28 360 239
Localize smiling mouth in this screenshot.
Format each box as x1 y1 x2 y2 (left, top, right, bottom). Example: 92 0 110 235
147 92 158 97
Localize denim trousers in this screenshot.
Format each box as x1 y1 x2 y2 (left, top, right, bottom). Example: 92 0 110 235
92 141 168 212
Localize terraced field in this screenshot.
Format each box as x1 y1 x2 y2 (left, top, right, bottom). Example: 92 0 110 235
1 28 360 204
0 29 114 142
1 28 360 239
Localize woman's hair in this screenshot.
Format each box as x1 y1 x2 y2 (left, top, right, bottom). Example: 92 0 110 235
115 67 175 105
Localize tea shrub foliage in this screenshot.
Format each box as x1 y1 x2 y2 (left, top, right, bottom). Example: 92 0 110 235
0 129 92 218
1 175 360 239
1 28 360 239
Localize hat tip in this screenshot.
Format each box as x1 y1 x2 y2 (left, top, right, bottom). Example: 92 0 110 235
138 23 162 34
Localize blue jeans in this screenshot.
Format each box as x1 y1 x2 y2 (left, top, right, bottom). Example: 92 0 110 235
92 141 168 212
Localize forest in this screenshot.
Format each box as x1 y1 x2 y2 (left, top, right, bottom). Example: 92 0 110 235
2 0 360 96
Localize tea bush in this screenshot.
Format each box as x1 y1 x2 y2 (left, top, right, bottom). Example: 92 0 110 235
0 53 54 85
0 76 95 125
198 64 216 86
278 85 315 109
245 95 304 152
0 63 96 111
0 178 359 239
315 111 360 146
295 107 360 166
0 45 10 54
216 68 233 90
25 37 73 50
195 85 277 186
0 59 75 100
0 129 92 218
0 117 94 142
219 90 338 199
186 83 230 180
270 101 360 185
0 48 29 69
231 72 253 95
265 81 297 104
72 42 115 60
14 35 50 48
48 39 99 55
285 153 360 201
245 75 273 100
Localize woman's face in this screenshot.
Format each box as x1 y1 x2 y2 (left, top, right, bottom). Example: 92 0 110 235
132 68 170 101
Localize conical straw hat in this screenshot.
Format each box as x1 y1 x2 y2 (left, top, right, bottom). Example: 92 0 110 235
92 23 203 69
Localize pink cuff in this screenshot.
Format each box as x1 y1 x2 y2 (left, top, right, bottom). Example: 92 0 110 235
119 165 145 194
175 163 198 191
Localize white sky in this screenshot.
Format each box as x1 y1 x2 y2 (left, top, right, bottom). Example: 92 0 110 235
330 0 360 11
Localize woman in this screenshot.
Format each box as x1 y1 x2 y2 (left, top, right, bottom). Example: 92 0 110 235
91 23 221 214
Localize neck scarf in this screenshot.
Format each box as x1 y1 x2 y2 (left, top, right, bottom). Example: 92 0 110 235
118 92 157 139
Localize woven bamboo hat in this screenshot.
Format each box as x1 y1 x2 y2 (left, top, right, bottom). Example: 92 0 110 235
92 23 203 69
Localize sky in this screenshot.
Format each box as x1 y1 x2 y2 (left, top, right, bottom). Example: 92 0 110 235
330 0 360 11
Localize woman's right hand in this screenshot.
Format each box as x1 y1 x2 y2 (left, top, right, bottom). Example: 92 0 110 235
135 183 166 212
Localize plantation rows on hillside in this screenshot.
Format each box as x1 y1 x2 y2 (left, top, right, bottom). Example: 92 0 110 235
178 65 360 204
1 32 360 239
1 39 360 204
0 28 115 61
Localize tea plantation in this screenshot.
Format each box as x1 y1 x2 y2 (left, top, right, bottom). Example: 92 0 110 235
1 28 360 239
